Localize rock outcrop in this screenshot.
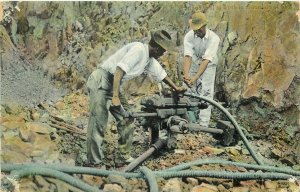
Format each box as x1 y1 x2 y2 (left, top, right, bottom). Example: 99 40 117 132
1 1 299 161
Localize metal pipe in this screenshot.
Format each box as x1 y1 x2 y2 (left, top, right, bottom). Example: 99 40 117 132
123 139 166 172
131 112 158 117
188 123 224 134
158 103 199 108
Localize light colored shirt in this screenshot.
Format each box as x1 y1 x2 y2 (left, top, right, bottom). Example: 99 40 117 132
184 29 220 65
100 42 167 82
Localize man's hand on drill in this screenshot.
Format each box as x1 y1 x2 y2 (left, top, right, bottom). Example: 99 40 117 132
184 74 201 88
109 104 130 118
183 75 190 82
183 75 193 88
112 96 121 106
175 86 187 94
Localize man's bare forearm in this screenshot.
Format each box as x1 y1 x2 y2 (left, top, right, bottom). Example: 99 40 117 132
163 76 178 91
163 76 187 93
113 67 125 99
183 56 192 78
191 59 209 83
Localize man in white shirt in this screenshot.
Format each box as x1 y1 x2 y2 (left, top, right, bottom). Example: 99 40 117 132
87 30 186 167
183 12 220 128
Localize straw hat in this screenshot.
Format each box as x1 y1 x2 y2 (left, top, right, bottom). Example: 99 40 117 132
189 12 208 30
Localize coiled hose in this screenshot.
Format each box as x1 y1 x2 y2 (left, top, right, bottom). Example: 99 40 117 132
1 163 139 178
140 166 159 192
2 163 299 192
3 163 300 179
3 162 299 178
184 93 263 165
8 167 100 192
156 170 294 180
163 159 300 176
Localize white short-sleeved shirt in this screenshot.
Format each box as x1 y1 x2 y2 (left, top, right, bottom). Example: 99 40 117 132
184 29 220 65
100 42 167 82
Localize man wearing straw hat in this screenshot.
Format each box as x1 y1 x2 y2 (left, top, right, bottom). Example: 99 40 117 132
183 12 220 128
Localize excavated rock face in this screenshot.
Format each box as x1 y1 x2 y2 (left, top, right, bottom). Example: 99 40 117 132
214 2 300 109
210 2 300 159
1 2 299 148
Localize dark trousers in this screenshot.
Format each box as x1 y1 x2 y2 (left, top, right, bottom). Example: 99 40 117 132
86 68 133 164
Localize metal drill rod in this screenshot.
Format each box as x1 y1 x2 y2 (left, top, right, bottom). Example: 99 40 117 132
122 139 166 172
188 123 224 134
130 112 158 117
150 103 203 108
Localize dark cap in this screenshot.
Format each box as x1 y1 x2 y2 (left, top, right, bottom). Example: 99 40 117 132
150 30 176 53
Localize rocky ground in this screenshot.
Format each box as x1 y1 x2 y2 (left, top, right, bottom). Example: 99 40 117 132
1 89 300 192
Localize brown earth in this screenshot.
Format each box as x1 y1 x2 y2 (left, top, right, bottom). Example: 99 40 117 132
1 92 300 191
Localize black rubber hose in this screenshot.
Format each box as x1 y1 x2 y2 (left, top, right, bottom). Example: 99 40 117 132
140 166 159 192
184 93 263 165
163 159 300 176
9 167 101 192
